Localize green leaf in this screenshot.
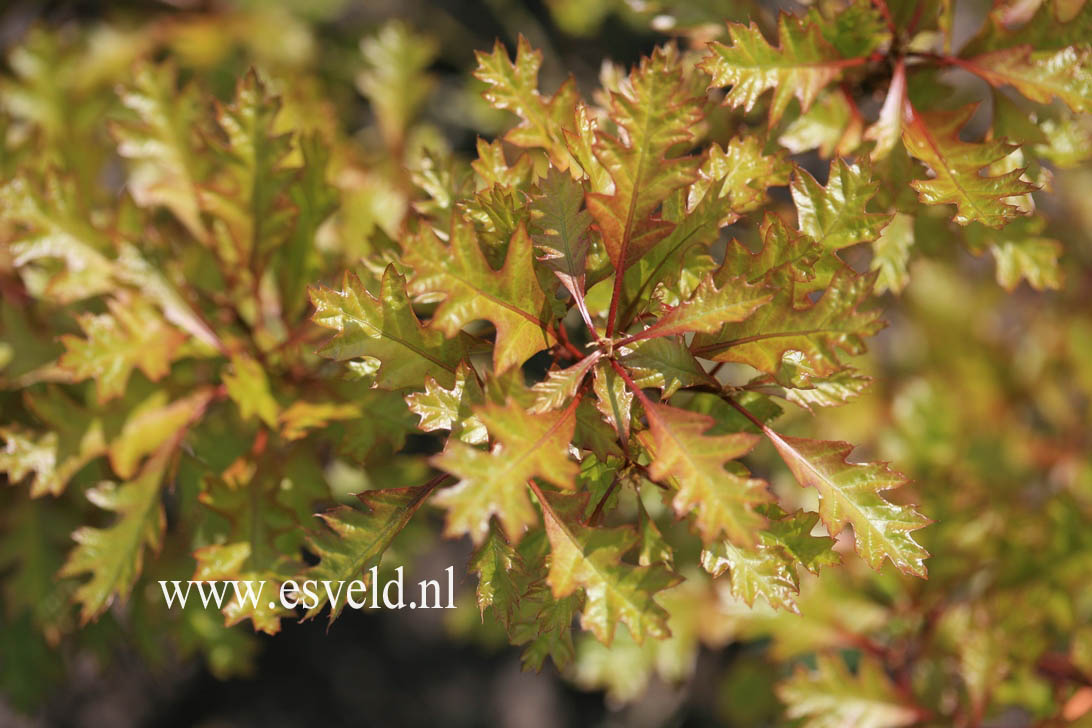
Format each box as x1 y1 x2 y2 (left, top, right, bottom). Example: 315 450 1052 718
592 362 633 442
818 2 890 57
990 235 1064 291
200 69 295 263
864 59 907 160
0 412 106 499
778 654 921 728
311 265 470 389
691 265 883 383
701 539 800 611
469 525 528 630
192 542 293 635
688 134 792 219
303 481 436 621
701 14 876 127
628 274 772 342
277 401 361 442
619 336 717 397
585 45 700 277
764 430 930 577
962 0 1092 54
335 389 416 462
109 388 213 479
223 354 279 428
701 504 839 612
511 584 579 671
638 402 771 546
964 217 1063 291
59 443 171 624
530 168 594 304
902 103 1037 227
529 353 599 414
405 363 487 445
679 390 784 435
196 469 301 635
0 494 76 632
431 398 578 544
59 295 185 403
405 220 554 373
870 212 914 294
538 490 680 645
779 363 873 410
779 90 862 158
636 501 673 568
356 20 437 153
791 159 892 251
605 188 725 330
473 35 581 174
574 399 624 461
507 531 578 671
111 62 208 241
0 171 115 303
0 428 63 497
461 184 533 268
280 132 338 318
761 506 840 574
472 137 536 190
5 388 109 498
716 214 823 286
958 46 1092 113
113 243 223 351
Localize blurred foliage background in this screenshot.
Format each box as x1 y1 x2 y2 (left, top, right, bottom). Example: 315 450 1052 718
1 0 1091 726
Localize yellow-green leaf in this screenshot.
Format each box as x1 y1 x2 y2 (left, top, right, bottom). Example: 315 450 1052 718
431 398 579 544
639 402 771 546
764 430 930 577
311 265 470 389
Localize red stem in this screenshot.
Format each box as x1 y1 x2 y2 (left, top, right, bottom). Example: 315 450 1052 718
605 268 624 338
725 395 770 432
586 475 621 526
871 0 897 35
555 324 587 360
607 357 656 410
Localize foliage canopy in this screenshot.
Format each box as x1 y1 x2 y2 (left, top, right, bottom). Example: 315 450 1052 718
2 1 1092 724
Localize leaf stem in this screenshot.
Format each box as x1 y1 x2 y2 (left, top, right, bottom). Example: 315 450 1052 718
724 395 770 432
607 356 656 411
417 471 457 497
586 475 621 526
556 323 588 360
605 269 624 339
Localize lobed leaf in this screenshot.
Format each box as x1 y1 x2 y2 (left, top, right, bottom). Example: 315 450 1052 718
778 654 921 728
58 296 185 403
59 444 172 624
111 62 209 241
702 14 879 127
586 45 701 292
311 265 470 389
790 159 892 251
538 490 680 645
405 220 554 373
628 275 772 342
638 402 771 546
405 363 487 445
764 430 930 577
902 103 1038 227
691 265 883 384
431 398 578 545
303 481 437 622
473 35 581 174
